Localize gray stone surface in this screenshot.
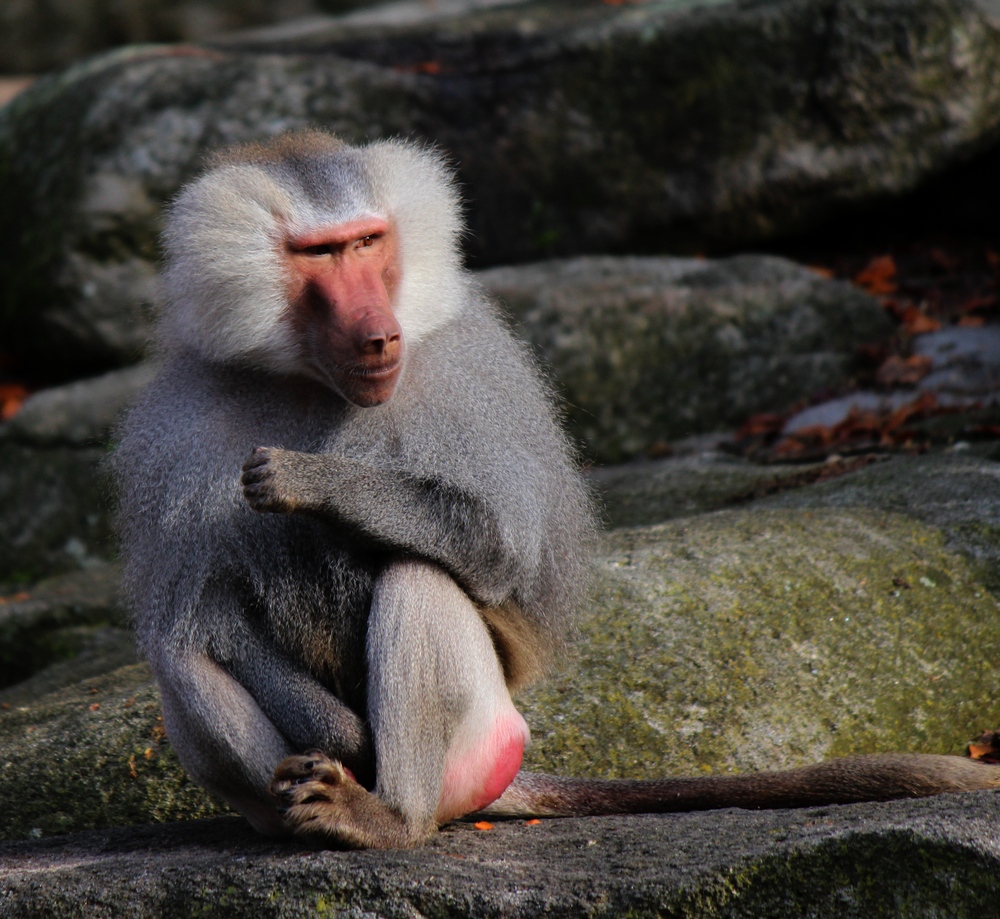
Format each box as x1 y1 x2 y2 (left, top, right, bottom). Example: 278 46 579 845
2 443 1000 912
481 255 891 461
0 0 361 74
4 498 999 844
1 363 158 447
0 441 114 584
4 0 1000 370
0 563 125 693
2 794 1000 917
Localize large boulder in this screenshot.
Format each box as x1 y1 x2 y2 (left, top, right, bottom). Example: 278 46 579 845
0 0 365 75
0 366 152 584
3 437 1000 913
3 0 1000 371
483 255 891 461
5 455 1000 839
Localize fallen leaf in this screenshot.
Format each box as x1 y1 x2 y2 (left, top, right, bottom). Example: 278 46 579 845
0 383 28 421
524 819 542 826
854 255 897 295
88 703 101 711
900 308 942 335
960 294 998 314
874 354 933 387
928 247 960 272
0 592 30 605
474 821 494 831
737 413 787 438
883 392 938 431
967 729 1000 763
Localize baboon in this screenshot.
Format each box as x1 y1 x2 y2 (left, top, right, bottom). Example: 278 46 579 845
115 130 1000 848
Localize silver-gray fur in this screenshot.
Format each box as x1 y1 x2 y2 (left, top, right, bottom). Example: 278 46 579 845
114 131 595 845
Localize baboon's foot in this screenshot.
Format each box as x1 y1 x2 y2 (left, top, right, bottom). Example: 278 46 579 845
270 751 421 849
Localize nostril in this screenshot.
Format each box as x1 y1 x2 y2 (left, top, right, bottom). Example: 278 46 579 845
361 333 387 356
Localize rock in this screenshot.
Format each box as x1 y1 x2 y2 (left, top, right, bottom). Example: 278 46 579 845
0 365 157 583
481 255 891 461
590 447 836 530
758 446 1000 592
0 0 363 75
0 664 228 843
4 0 1000 371
522 505 1000 779
0 441 114 584
914 325 1000 398
0 625 137 707
779 324 1000 435
2 363 158 448
3 439 1000 910
4 497 999 842
2 795 1000 917
0 563 126 693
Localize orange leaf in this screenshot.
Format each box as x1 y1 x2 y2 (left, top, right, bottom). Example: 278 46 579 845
902 313 942 336
474 821 494 831
968 730 1000 762
854 255 897 295
737 413 786 438
0 383 28 421
0 591 30 605
874 354 933 387
524 819 542 826
883 392 937 431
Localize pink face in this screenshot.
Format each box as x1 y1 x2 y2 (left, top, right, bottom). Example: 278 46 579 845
284 217 403 407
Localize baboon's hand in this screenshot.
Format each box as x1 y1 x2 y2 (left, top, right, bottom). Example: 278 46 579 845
270 751 414 849
241 447 300 514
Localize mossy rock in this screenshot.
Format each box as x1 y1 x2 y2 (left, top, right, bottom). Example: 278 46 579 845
3 505 998 840
0 663 229 841
521 507 1000 779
